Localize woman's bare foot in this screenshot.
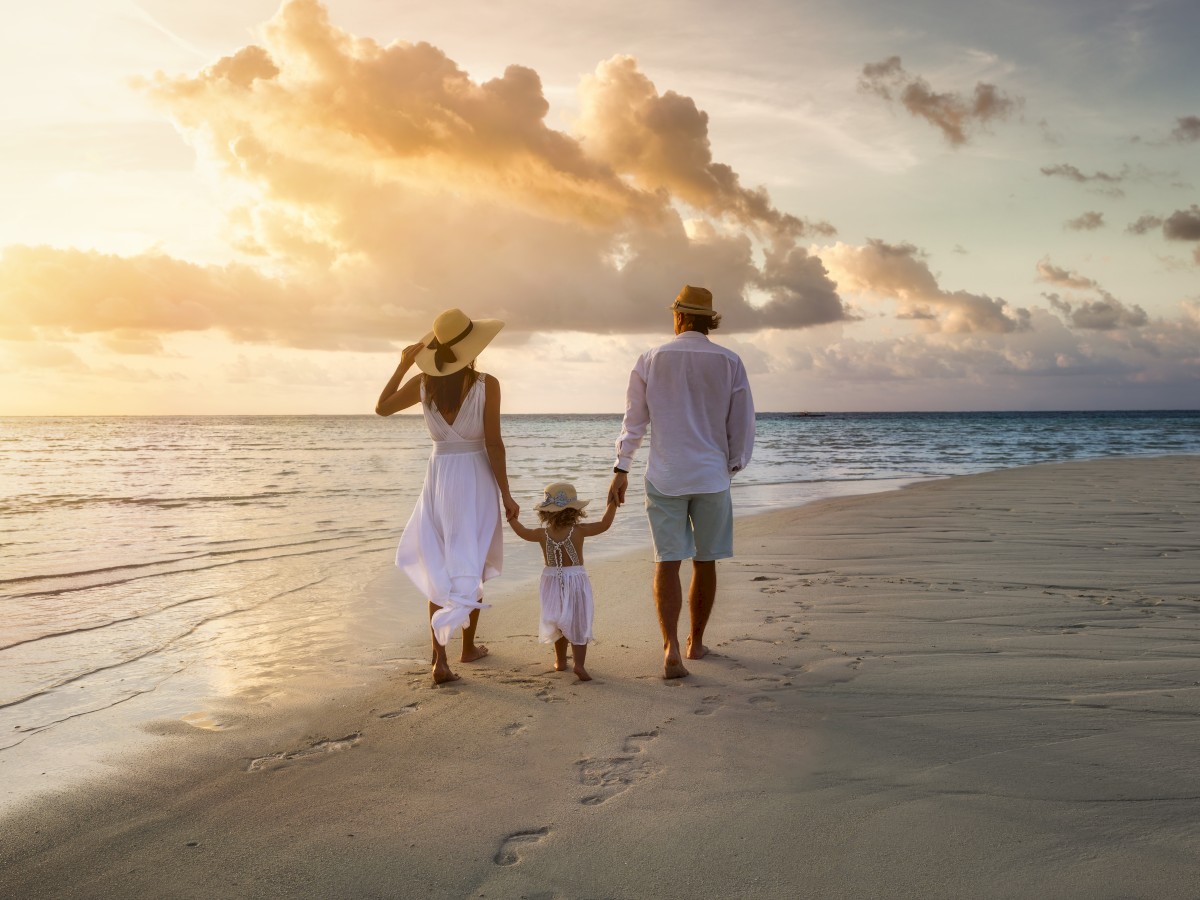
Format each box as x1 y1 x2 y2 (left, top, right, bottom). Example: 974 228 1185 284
432 665 460 685
685 637 710 660
573 665 593 682
460 644 489 663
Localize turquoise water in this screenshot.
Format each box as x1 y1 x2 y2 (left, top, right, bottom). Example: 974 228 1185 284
1 409 1197 807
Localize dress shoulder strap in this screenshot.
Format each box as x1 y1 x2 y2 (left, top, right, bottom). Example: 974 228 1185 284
544 526 581 567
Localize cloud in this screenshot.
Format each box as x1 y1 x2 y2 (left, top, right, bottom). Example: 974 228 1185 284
1126 214 1164 235
576 55 836 240
786 306 1198 400
0 243 390 350
1170 115 1200 143
858 56 1020 146
1160 205 1200 263
1035 258 1097 290
1163 205 1200 241
0 340 87 372
1043 291 1149 330
819 239 1028 333
1035 258 1148 330
1039 163 1127 197
2 0 851 348
1064 211 1105 231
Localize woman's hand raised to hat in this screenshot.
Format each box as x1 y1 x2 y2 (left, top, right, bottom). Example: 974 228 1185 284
400 342 425 369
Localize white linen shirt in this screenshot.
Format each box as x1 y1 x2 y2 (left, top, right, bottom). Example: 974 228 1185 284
614 331 755 496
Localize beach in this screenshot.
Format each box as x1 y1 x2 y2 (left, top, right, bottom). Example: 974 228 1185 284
2 454 1199 898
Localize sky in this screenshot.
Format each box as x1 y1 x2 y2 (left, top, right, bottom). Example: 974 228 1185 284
1 0 1197 414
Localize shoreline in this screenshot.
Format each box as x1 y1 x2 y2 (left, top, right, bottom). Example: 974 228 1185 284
3 455 1199 898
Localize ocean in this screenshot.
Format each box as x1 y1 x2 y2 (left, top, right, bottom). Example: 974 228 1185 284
2 410 1199 808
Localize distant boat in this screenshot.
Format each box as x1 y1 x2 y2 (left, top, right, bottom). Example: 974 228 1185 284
778 411 826 418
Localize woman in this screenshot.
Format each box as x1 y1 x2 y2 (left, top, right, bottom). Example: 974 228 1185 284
376 308 519 684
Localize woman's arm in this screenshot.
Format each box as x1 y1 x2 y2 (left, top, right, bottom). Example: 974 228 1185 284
483 375 520 520
375 343 425 416
578 498 618 537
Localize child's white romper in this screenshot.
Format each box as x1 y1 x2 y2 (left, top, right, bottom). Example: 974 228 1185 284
538 526 595 645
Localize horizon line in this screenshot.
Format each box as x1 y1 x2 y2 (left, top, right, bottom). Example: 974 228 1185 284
2 408 1198 419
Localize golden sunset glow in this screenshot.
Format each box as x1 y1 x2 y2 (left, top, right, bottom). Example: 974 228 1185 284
2 0 1197 413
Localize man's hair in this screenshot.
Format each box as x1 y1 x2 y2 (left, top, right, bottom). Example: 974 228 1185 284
678 312 722 334
537 506 588 528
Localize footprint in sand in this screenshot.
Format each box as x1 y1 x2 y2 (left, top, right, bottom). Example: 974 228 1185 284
622 731 658 753
493 827 550 866
747 695 776 709
578 731 660 805
181 712 230 731
694 695 723 716
502 722 527 736
378 702 420 719
745 675 783 685
246 733 361 772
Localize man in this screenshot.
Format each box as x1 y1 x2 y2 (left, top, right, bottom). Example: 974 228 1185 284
609 285 755 678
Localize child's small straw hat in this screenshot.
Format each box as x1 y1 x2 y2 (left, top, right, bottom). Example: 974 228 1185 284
535 482 590 512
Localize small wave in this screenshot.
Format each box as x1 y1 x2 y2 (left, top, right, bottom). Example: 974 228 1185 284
5 490 307 516
0 533 376 593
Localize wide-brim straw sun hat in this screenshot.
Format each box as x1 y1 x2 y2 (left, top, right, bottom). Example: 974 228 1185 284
670 284 718 317
414 308 505 376
535 481 591 512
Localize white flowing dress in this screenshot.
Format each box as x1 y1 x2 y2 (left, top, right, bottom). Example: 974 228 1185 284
396 375 503 646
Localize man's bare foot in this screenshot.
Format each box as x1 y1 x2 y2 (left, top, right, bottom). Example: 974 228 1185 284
574 665 592 682
461 644 489 663
663 657 690 679
432 665 460 685
685 637 710 660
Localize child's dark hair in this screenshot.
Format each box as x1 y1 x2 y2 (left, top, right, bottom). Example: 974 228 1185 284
538 506 588 529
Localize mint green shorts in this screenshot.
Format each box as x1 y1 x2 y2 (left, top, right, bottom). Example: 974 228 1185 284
644 478 734 562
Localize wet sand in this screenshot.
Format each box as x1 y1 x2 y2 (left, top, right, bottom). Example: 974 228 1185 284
2 456 1199 898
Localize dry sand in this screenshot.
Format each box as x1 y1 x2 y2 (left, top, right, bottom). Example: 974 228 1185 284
2 456 1199 899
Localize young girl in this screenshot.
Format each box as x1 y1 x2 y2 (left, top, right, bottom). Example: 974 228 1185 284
508 482 617 681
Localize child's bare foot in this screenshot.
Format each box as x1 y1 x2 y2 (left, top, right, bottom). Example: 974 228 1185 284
685 637 710 660
461 644 489 663
432 664 460 684
553 637 569 672
573 665 592 682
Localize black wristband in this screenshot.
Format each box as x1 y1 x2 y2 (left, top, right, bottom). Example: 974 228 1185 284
613 466 628 474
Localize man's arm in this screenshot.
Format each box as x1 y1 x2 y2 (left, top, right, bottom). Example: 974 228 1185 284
609 357 649 505
726 358 755 475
